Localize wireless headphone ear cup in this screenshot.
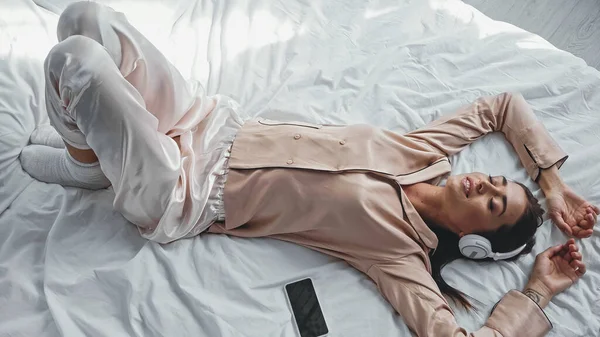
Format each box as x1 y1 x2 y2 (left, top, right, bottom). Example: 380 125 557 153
458 234 493 259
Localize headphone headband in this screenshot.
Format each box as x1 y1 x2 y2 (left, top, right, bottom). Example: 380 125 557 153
490 245 527 260
458 234 527 260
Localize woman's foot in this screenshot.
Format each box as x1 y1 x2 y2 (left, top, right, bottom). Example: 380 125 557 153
29 124 65 148
20 145 111 190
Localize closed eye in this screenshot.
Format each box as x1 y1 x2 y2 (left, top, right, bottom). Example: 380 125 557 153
488 175 495 213
489 174 508 216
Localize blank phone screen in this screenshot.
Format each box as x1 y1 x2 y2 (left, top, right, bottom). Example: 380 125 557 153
285 278 328 337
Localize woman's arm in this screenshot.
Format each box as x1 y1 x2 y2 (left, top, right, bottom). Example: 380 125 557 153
524 238 586 312
539 165 599 237
538 165 563 196
368 258 551 337
405 92 567 182
367 241 585 337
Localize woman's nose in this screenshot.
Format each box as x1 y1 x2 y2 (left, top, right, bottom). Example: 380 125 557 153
479 180 501 195
477 182 484 194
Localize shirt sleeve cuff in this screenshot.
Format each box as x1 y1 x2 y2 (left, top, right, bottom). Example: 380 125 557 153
486 290 552 337
521 123 568 182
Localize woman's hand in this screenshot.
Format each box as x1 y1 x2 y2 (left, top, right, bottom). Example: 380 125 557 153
524 239 585 308
539 165 598 238
546 185 598 238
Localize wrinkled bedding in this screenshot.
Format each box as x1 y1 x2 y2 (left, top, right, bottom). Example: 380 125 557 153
1 0 599 336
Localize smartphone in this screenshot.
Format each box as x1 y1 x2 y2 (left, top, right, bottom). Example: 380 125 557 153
284 278 329 337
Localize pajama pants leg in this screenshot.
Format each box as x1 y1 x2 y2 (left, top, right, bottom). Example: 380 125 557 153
46 2 232 242
45 35 181 230
44 4 193 231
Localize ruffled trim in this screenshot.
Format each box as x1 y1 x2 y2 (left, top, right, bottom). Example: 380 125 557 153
210 143 232 222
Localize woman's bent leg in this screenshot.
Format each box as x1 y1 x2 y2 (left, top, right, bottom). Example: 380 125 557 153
44 35 182 230
21 2 224 241
56 1 212 133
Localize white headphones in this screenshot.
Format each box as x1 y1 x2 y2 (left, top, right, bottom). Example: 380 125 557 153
458 234 526 260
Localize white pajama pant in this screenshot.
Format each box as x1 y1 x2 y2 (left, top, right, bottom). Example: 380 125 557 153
45 2 245 243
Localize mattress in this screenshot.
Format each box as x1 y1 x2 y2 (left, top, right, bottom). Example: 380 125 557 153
1 0 599 336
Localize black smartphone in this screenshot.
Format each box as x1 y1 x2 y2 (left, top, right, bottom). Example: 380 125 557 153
284 278 329 337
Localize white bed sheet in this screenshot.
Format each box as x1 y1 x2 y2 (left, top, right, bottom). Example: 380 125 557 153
1 0 599 336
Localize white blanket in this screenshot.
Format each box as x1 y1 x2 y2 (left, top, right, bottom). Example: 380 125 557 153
1 0 599 336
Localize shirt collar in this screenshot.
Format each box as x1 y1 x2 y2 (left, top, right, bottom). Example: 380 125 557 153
398 185 439 251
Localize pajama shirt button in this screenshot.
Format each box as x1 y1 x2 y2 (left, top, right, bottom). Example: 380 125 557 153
294 134 301 140
339 140 346 145
287 159 293 165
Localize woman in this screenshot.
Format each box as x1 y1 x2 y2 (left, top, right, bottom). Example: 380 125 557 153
20 2 597 337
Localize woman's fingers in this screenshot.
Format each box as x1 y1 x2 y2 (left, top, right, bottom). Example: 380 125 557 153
592 205 600 215
586 207 598 222
550 240 577 260
564 243 580 262
576 212 595 230
568 241 578 251
572 226 593 238
578 219 590 230
552 211 573 236
586 213 595 224
561 241 577 255
579 214 595 229
561 240 575 254
564 250 574 262
569 259 578 268
541 243 565 258
564 242 585 278
570 260 586 277
566 240 574 248
576 221 593 236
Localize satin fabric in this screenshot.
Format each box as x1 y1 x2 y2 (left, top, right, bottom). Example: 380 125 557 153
45 2 247 243
211 93 567 336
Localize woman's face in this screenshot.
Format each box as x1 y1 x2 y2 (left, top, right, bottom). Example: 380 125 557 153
443 172 528 235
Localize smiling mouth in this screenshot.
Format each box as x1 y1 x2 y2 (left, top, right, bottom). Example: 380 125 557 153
462 177 471 198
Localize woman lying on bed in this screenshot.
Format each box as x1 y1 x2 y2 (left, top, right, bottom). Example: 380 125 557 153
21 2 598 337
